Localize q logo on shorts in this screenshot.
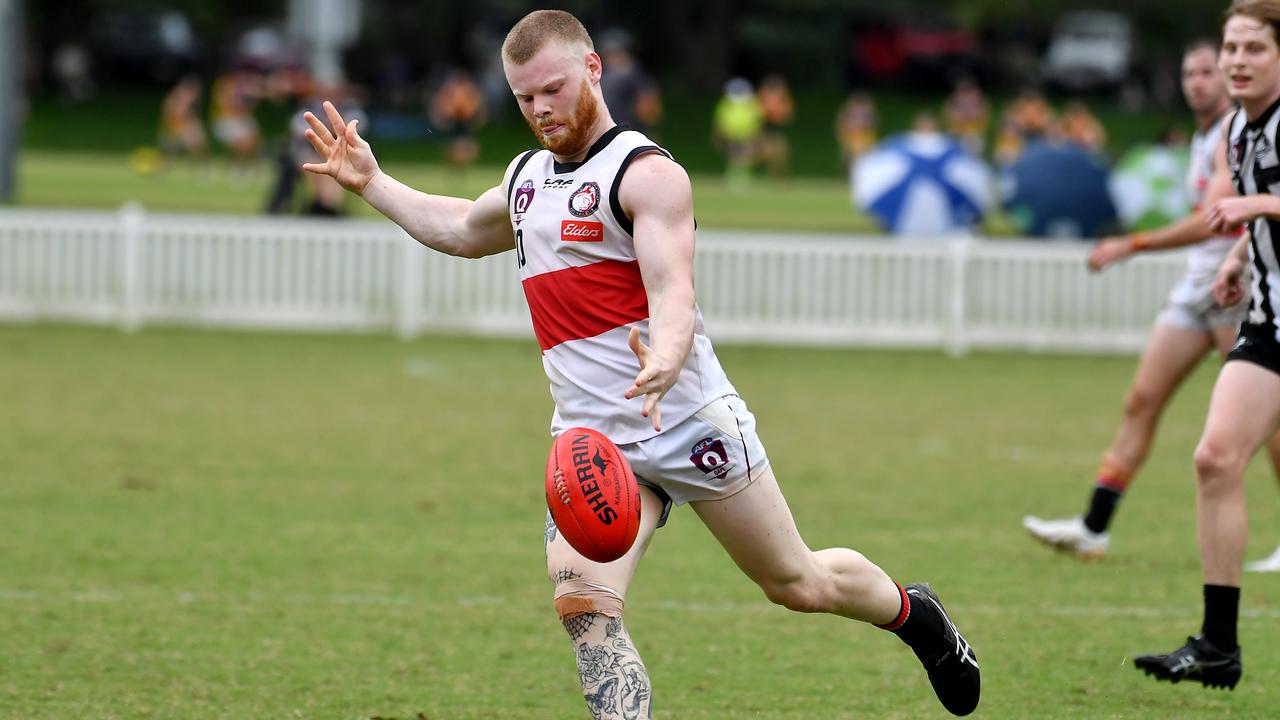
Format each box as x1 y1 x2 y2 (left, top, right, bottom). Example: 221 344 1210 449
690 437 734 479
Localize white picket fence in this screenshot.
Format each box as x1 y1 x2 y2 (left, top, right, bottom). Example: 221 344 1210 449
0 206 1193 354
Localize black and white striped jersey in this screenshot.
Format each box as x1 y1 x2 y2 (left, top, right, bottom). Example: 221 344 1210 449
1227 98 1280 337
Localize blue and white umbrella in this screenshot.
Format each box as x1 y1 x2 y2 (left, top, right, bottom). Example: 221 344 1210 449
853 132 991 237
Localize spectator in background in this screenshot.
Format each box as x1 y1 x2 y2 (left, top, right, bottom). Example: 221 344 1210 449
269 81 365 217
158 75 208 165
1058 100 1108 154
429 69 487 174
211 69 263 174
599 29 662 135
263 68 315 215
994 88 1054 164
756 74 795 177
51 42 93 104
836 91 878 165
712 77 763 190
943 78 989 157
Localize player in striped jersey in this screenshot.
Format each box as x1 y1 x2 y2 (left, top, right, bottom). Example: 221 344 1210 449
301 9 979 718
1024 40 1280 570
1135 1 1280 689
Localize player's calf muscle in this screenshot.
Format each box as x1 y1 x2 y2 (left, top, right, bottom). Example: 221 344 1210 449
567 614 652 720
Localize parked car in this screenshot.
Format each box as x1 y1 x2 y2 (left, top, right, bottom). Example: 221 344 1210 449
89 9 200 85
1040 11 1133 91
844 11 982 89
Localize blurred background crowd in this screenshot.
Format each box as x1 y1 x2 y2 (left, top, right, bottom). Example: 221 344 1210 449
7 0 1231 239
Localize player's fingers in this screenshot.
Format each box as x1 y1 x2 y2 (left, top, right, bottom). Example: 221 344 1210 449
650 401 662 432
625 367 656 399
347 118 367 148
640 391 658 420
303 128 329 156
301 162 325 174
627 326 648 364
303 111 335 146
322 101 347 137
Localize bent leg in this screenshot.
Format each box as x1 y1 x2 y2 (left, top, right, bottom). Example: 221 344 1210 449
545 485 666 720
1193 360 1280 586
1103 323 1213 478
692 467 981 715
690 466 900 623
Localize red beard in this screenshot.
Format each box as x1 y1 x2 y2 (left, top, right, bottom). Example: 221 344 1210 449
526 78 600 156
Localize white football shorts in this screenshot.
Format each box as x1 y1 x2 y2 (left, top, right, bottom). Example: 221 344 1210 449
617 394 770 527
1157 271 1246 333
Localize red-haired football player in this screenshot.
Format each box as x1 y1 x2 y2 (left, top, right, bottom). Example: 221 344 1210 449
302 10 978 717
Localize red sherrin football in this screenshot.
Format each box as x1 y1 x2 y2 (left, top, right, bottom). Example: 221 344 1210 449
545 427 641 563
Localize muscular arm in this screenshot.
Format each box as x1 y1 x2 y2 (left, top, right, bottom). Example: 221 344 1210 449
620 152 696 430
362 173 515 259
301 101 515 259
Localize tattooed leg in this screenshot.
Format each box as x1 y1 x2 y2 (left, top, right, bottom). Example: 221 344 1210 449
544 487 664 720
566 614 652 720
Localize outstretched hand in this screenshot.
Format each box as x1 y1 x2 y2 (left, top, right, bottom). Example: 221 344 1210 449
301 101 381 195
624 326 680 432
1086 236 1133 272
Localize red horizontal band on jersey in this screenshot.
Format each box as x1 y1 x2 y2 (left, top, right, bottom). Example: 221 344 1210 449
523 259 649 351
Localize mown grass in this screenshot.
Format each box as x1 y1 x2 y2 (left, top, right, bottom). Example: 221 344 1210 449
2 323 1279 718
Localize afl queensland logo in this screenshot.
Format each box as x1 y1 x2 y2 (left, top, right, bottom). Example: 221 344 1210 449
513 180 535 224
690 437 734 479
568 181 601 218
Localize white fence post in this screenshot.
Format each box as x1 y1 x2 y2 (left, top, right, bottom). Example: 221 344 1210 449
946 237 970 357
396 233 423 339
118 202 143 332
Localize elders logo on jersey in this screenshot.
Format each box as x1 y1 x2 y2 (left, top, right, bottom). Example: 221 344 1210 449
561 220 604 242
568 181 601 217
690 437 734 479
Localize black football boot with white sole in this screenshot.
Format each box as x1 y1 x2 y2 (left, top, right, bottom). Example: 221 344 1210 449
1134 635 1242 690
903 583 981 716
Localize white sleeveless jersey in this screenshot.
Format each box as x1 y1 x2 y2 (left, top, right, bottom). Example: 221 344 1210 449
1183 113 1237 283
503 127 736 444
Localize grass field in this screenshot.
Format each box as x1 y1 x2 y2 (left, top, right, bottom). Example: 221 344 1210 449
4 324 1280 718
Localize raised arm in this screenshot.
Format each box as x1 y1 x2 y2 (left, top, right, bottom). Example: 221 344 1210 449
301 101 514 259
620 152 696 432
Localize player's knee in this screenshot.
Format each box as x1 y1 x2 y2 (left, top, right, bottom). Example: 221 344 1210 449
761 574 828 614
553 578 625 623
1123 384 1162 419
1193 440 1244 487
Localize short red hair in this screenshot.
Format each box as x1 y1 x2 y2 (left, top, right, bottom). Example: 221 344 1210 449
502 10 594 65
